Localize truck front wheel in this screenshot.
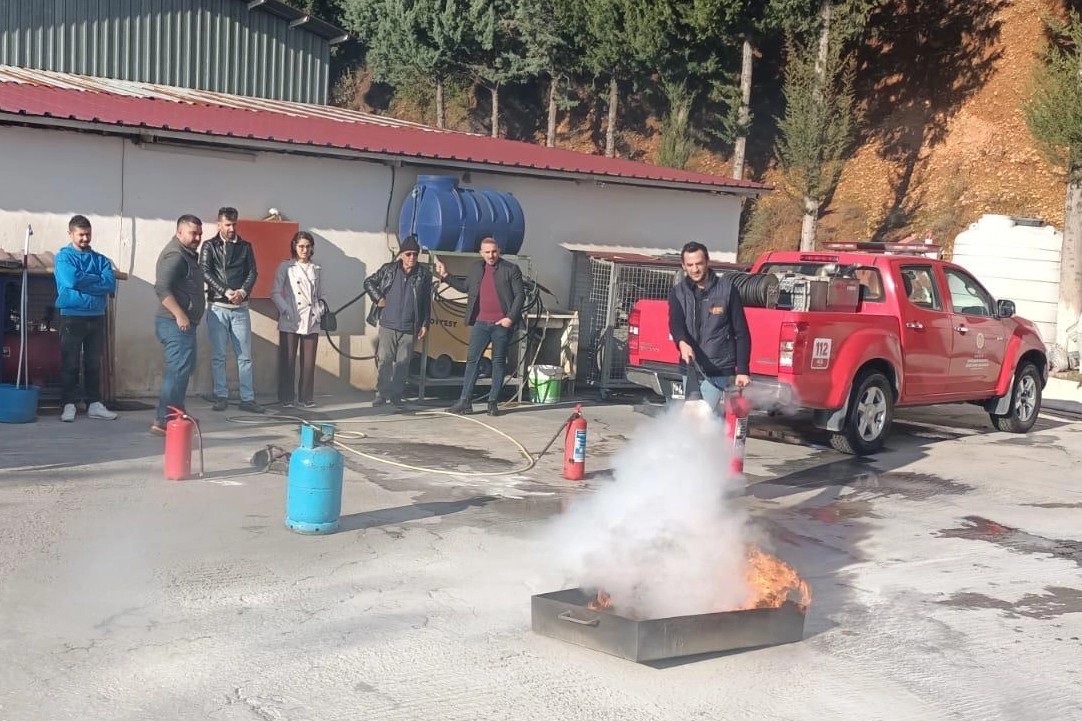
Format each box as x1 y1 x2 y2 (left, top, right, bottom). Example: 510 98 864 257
990 362 1041 433
831 371 894 455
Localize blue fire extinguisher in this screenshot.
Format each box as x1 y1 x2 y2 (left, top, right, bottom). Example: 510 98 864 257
286 423 344 535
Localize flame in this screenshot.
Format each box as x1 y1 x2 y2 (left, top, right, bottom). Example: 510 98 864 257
587 590 613 611
585 546 811 615
739 546 811 610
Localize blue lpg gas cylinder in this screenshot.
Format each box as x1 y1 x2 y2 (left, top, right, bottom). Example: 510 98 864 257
285 423 344 534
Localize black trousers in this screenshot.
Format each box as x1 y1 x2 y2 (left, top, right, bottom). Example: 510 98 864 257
278 331 318 404
59 315 105 405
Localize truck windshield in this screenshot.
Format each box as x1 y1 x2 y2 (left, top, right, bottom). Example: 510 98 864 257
760 263 884 302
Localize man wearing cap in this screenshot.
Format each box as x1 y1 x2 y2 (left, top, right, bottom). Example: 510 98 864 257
363 235 433 408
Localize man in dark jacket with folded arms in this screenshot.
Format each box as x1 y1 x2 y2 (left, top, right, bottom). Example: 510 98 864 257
434 236 524 416
669 241 751 413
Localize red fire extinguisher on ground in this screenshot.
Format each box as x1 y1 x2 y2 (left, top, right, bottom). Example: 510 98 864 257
164 406 205 481
724 389 752 477
563 404 588 481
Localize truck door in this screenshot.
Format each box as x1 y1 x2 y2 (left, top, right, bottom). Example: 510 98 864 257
943 266 1006 395
897 264 956 400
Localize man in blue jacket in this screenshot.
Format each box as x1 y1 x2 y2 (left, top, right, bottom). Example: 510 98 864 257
53 215 118 422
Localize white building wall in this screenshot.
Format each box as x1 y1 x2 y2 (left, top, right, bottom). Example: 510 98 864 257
0 125 743 398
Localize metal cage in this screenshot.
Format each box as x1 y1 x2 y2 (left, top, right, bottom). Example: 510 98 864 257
570 253 680 397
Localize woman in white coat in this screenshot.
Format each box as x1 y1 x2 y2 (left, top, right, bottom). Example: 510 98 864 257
271 231 324 407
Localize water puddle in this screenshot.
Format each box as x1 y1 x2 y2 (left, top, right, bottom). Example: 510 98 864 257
758 458 973 502
939 586 1082 620
938 516 1082 567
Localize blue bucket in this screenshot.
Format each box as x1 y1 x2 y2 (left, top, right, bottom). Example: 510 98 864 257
0 384 39 423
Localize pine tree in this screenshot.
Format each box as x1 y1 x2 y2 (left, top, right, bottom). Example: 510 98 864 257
774 0 875 249
516 0 584 147
341 0 469 128
620 0 743 170
581 0 639 157
1025 11 1082 348
775 29 855 250
466 0 543 138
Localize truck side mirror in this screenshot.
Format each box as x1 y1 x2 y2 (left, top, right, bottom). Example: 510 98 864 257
997 299 1015 318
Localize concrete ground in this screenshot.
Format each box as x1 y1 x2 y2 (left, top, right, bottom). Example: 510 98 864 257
1 391 1080 721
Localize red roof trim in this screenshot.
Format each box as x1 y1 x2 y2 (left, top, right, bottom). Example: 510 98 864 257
0 81 767 193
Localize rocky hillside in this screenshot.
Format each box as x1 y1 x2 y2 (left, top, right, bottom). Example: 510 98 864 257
738 0 1072 259
339 0 1074 261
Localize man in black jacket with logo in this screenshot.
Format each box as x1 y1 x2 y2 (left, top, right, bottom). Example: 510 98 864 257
435 236 524 416
199 206 262 413
669 241 751 412
363 235 433 408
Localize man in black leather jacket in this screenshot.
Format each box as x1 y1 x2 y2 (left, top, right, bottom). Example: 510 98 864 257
434 237 524 416
199 206 262 413
363 235 433 408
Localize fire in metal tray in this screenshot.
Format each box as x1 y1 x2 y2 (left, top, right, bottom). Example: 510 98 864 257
531 547 811 663
586 546 811 617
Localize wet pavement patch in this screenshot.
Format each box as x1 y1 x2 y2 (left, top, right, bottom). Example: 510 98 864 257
938 586 1082 620
800 498 882 523
938 516 1082 567
755 458 973 502
344 440 514 471
1023 502 1082 509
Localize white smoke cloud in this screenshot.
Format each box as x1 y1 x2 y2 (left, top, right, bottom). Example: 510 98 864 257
545 402 752 619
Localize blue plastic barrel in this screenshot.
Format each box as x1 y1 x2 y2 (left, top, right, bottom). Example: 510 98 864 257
285 423 344 534
399 175 526 255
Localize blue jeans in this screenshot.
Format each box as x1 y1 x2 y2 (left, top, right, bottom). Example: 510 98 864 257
206 304 254 402
459 321 512 403
682 373 733 414
156 316 198 424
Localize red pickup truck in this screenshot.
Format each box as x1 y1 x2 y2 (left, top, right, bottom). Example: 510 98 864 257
626 248 1049 454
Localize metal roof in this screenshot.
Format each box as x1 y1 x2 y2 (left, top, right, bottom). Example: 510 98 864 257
0 66 768 195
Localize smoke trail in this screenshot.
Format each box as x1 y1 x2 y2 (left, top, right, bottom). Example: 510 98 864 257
546 403 751 619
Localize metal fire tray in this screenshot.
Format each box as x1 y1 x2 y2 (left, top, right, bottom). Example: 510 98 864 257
531 588 806 663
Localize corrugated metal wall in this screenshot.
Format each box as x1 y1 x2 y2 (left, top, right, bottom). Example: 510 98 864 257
0 0 330 103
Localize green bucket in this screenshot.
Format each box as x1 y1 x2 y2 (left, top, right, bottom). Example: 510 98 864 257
528 365 562 404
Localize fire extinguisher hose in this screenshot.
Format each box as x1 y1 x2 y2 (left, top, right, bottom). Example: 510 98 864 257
227 408 567 478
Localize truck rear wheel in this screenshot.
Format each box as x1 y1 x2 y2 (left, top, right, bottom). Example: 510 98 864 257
990 362 1041 433
831 371 893 455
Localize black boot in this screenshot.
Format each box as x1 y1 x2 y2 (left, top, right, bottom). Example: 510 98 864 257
487 402 500 417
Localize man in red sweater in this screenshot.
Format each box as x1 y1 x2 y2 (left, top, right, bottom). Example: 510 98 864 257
435 237 524 416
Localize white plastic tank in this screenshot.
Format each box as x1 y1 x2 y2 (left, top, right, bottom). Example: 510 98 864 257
951 214 1062 344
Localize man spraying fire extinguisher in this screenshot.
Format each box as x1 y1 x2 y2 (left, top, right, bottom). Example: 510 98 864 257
668 241 752 412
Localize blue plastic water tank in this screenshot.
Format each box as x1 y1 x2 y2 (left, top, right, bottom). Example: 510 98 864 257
399 175 525 255
285 423 344 535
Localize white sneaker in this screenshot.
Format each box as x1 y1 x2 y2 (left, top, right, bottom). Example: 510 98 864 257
87 402 118 420
60 403 77 422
